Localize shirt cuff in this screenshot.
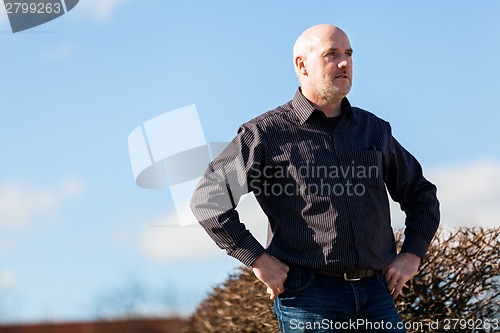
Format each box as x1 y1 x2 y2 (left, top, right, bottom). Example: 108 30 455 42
229 235 266 267
401 231 431 260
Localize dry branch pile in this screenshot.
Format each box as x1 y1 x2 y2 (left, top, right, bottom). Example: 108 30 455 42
189 227 499 333
396 227 499 332
189 266 279 332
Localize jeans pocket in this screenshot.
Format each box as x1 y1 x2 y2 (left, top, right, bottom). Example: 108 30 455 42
375 271 391 291
282 267 314 293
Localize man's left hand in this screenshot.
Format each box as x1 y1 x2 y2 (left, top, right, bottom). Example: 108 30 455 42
382 252 421 300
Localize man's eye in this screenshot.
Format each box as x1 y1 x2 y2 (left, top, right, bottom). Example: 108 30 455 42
345 52 352 57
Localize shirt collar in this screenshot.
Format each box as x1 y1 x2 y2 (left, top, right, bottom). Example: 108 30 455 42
291 87 357 125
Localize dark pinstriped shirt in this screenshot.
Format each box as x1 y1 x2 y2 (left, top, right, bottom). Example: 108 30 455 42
190 89 440 273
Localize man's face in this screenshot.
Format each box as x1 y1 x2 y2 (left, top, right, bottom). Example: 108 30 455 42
305 30 353 102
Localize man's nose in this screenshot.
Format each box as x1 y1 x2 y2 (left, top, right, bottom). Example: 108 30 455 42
338 60 348 69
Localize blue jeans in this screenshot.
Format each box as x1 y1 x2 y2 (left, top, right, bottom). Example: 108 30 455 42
274 266 405 332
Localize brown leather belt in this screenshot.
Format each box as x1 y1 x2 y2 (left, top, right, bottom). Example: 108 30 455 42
314 269 376 281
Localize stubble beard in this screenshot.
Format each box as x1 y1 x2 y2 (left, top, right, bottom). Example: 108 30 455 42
318 80 352 104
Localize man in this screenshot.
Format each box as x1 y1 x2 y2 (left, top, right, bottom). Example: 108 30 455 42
191 24 439 332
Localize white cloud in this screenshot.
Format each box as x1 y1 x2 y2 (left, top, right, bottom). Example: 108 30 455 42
0 179 83 228
139 220 221 262
0 0 130 29
426 159 500 228
40 42 77 62
139 194 269 263
0 269 16 291
391 159 500 229
75 0 132 21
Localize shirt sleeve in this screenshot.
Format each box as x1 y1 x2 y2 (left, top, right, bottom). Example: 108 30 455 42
383 125 440 260
190 122 267 267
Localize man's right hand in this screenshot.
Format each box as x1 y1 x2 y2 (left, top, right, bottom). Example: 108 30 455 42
251 252 289 301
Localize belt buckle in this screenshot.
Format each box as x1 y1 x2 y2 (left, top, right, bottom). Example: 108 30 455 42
343 272 361 281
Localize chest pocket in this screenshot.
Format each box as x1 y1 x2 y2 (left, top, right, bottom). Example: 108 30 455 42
345 149 384 189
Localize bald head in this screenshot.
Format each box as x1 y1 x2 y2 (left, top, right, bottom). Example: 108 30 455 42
293 25 346 59
292 24 353 112
293 24 350 77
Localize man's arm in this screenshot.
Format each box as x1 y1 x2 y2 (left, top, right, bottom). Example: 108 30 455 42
191 123 292 299
190 123 267 266
383 129 440 298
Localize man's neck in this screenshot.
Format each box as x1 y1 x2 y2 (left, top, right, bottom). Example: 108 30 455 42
309 98 343 117
300 87 344 117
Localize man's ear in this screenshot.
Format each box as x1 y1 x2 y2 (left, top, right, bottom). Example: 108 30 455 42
295 56 307 76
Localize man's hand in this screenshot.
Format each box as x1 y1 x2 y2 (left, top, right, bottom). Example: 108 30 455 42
251 253 289 301
382 252 421 300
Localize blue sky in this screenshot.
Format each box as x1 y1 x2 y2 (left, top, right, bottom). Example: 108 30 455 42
0 0 499 323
